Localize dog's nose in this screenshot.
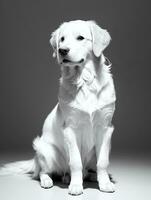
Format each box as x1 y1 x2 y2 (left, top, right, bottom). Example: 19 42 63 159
59 48 70 56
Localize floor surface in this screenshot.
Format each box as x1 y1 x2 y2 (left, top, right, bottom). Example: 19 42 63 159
0 152 151 200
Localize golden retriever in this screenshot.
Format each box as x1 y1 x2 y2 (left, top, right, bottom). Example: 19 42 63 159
0 20 116 196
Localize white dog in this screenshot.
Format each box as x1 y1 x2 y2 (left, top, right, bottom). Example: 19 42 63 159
0 20 116 195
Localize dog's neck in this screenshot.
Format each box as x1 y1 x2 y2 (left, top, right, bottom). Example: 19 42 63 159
59 54 105 91
59 54 109 100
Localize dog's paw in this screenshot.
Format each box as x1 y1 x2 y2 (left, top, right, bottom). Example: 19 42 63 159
40 176 53 189
68 184 83 195
99 181 115 193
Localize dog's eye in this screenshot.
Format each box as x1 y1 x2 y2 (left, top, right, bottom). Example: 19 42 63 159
77 35 84 41
60 36 65 42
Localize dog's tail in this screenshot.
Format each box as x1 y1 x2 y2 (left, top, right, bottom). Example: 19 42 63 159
0 159 37 176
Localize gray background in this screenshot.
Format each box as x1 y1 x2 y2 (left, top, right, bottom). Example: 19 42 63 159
0 0 150 154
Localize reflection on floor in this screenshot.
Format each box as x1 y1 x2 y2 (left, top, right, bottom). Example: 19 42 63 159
0 152 151 200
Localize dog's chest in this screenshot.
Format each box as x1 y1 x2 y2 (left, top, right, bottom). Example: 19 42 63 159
60 78 106 114
59 81 104 125
72 83 100 115
59 68 116 126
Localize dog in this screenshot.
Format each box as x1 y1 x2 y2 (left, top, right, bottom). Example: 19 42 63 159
0 20 116 195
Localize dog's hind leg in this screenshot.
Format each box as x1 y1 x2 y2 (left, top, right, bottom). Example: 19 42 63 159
39 167 53 188
33 136 63 188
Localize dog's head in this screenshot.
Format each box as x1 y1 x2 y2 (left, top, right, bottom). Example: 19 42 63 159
50 20 111 67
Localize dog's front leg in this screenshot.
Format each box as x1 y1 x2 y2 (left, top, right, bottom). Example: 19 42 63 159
63 126 83 195
95 124 115 193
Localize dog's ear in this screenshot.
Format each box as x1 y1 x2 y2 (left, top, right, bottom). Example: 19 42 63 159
88 21 111 57
49 29 59 58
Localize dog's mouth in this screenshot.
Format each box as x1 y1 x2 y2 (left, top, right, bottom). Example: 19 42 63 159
61 58 84 65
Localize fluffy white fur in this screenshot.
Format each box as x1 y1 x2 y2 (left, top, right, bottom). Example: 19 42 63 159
0 20 116 195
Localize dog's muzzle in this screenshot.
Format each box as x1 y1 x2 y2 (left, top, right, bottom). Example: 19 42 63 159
62 58 84 64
